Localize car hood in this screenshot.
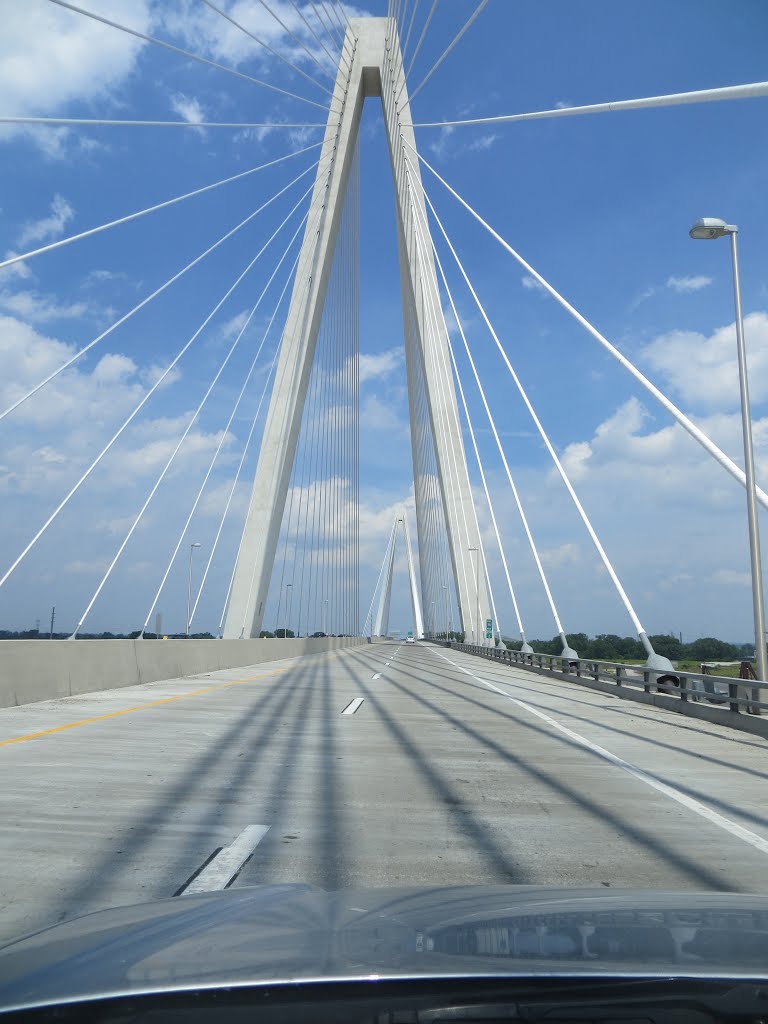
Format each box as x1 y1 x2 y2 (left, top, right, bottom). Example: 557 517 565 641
1 885 768 1009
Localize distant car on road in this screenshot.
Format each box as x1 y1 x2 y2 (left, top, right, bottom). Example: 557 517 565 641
406 634 415 644
311 632 327 638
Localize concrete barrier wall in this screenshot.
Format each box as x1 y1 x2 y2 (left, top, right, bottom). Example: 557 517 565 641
0 636 367 709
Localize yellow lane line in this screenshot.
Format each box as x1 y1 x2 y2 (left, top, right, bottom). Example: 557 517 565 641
0 642 363 749
0 667 291 749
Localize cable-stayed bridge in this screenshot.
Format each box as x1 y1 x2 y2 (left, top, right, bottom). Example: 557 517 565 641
1 0 768 945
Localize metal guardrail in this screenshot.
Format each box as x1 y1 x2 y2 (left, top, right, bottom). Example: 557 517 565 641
442 642 768 717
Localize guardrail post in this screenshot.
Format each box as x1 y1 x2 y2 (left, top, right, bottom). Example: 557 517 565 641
728 682 740 714
615 665 622 687
643 669 650 694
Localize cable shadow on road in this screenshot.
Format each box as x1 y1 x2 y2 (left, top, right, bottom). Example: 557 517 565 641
53 667 308 924
392 662 768 818
456 656 768 751
379 669 736 891
155 657 338 896
338 662 532 884
238 653 348 892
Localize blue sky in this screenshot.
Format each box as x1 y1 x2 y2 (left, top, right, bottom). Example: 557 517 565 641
1 0 767 642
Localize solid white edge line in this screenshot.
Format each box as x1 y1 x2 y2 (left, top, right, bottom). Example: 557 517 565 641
429 646 768 857
372 673 382 679
342 697 365 714
182 824 270 893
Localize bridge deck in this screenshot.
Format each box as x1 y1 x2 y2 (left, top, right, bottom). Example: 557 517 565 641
1 641 767 944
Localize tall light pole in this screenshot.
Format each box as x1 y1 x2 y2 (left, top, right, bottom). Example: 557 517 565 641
468 546 479 645
443 584 449 641
430 600 435 638
690 218 767 686
323 598 328 635
186 543 202 637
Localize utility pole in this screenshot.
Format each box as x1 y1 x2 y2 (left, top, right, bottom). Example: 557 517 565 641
49 606 55 640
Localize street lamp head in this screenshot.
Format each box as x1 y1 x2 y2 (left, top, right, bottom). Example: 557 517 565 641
190 542 202 549
689 217 737 240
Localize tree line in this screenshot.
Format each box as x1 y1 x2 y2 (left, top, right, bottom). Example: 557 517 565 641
503 633 753 662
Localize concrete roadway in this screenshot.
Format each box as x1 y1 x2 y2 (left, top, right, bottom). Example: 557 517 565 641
1 640 768 945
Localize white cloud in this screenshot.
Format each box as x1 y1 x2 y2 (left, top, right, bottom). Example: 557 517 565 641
712 569 751 586
360 393 407 433
359 348 402 384
541 542 581 568
0 0 152 153
64 558 109 575
0 257 32 284
642 311 768 410
468 132 499 152
16 194 74 248
428 124 499 161
429 124 455 159
630 285 657 310
521 275 545 293
0 290 88 323
169 92 206 134
666 274 713 293
559 440 592 482
83 269 129 287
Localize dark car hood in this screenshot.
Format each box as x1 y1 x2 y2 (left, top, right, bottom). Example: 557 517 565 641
1 885 768 1010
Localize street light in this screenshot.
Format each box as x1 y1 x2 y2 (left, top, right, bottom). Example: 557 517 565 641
186 543 202 637
286 583 293 638
443 584 449 642
690 217 767 686
430 600 435 639
468 547 479 645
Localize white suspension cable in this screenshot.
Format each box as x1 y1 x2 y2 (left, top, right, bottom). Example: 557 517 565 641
310 0 343 49
408 141 768 511
141 212 309 635
233 158 336 636
252 0 336 81
196 347 277 629
400 120 523 641
284 0 342 71
410 80 768 127
363 518 397 635
0 142 323 275
199 0 334 96
401 0 421 60
336 1 353 34
412 161 649 640
0 155 323 423
70 186 314 637
400 155 565 637
0 179 315 597
409 0 489 102
322 0 348 43
406 203 475 638
0 116 329 129
440 266 527 641
196 236 312 629
400 0 437 94
404 172 496 644
47 0 330 110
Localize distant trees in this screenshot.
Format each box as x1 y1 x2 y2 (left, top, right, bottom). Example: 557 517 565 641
273 628 295 638
502 633 750 663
